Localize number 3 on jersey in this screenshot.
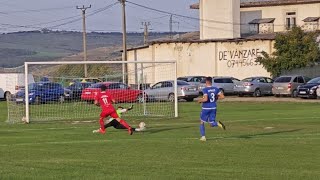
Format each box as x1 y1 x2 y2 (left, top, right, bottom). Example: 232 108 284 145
209 93 216 102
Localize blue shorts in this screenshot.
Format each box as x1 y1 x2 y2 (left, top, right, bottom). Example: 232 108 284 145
200 109 217 123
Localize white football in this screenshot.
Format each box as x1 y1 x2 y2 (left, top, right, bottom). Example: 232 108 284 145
139 122 146 129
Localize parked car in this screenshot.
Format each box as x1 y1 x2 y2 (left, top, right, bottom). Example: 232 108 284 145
0 73 35 101
317 85 320 99
81 82 142 103
177 76 206 86
272 75 310 97
15 82 65 104
297 77 320 99
65 82 94 100
234 77 274 97
198 77 240 95
143 80 199 102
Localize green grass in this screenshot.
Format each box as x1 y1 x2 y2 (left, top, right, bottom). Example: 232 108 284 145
0 101 320 179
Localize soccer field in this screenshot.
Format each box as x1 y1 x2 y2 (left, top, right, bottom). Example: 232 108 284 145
0 101 319 179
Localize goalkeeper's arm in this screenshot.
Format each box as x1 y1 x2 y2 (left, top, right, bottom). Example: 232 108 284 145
119 105 134 114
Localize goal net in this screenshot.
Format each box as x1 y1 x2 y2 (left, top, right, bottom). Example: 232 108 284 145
6 60 178 124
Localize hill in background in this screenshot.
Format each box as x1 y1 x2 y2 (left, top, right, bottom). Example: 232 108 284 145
0 31 170 68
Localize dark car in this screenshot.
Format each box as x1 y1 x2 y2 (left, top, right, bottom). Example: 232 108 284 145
65 82 94 100
15 82 65 104
297 77 320 99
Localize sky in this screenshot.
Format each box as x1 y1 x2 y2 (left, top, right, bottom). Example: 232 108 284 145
0 0 200 33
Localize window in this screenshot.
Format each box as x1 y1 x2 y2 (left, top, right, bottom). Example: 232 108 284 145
297 77 305 83
293 77 298 83
177 81 190 86
162 82 173 88
258 78 266 83
266 78 274 83
286 12 296 29
152 82 162 89
214 79 223 83
275 77 292 83
119 83 128 89
222 78 233 83
90 83 102 88
109 83 120 89
307 77 320 84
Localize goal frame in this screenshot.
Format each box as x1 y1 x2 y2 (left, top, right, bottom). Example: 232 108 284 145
24 60 178 123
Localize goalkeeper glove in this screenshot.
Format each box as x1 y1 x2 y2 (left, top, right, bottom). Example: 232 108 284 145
127 105 133 111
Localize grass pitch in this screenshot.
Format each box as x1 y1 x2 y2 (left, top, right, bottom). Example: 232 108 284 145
0 101 319 179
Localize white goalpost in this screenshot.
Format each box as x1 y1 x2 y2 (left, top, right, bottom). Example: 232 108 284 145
6 60 178 124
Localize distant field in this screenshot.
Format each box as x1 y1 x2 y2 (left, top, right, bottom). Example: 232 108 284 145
0 101 319 179
0 31 167 67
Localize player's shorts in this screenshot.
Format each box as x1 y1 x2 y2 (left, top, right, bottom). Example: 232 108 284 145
100 108 119 119
200 108 217 123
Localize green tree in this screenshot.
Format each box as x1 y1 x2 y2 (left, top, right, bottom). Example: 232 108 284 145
256 27 320 77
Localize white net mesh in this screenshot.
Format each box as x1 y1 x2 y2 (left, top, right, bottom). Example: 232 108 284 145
7 61 177 123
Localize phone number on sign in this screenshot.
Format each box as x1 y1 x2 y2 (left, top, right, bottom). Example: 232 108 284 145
226 59 261 68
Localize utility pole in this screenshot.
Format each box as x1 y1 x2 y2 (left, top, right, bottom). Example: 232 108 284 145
169 15 173 39
169 15 180 39
76 5 91 78
119 0 127 83
141 22 151 45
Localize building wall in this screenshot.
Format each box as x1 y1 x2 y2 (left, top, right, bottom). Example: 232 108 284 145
216 40 273 79
241 3 320 32
127 40 274 85
200 0 240 40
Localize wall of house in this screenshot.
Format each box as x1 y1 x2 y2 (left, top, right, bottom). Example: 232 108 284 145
127 40 274 85
241 3 320 32
200 0 240 40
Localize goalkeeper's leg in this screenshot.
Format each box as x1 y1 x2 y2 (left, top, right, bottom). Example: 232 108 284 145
109 111 133 135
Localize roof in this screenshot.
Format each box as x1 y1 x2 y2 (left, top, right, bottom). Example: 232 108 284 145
303 17 320 22
190 0 320 9
127 33 276 52
249 18 275 24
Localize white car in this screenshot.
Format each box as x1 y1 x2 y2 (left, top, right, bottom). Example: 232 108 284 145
0 73 35 100
317 85 320 99
143 80 199 102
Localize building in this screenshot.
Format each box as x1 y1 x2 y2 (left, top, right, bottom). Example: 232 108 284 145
126 0 320 85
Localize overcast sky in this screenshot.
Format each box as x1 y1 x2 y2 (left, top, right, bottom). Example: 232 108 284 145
0 0 200 33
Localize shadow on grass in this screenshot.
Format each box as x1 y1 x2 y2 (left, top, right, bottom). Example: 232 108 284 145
147 126 193 134
234 129 303 139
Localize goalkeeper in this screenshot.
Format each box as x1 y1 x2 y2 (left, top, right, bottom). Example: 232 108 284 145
93 105 145 133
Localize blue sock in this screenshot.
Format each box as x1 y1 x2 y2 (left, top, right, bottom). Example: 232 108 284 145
210 121 218 127
200 124 205 136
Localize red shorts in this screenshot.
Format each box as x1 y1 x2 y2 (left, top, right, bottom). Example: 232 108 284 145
100 108 119 119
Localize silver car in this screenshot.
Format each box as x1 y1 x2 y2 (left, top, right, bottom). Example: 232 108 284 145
198 77 240 95
234 77 274 97
143 80 198 102
272 75 310 97
177 76 206 86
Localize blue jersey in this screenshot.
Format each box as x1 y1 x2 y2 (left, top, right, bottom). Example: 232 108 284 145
201 86 220 109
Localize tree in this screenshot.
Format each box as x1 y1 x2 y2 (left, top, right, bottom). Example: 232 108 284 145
256 27 320 77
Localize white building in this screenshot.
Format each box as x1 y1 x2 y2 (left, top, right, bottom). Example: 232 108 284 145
126 0 320 85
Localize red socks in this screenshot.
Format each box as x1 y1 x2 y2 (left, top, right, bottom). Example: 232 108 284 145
99 118 105 131
119 119 131 129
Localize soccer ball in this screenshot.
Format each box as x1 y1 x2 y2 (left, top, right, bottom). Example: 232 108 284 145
21 117 29 124
139 122 146 129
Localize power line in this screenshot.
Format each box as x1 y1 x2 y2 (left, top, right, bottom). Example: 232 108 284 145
126 1 290 27
47 2 119 29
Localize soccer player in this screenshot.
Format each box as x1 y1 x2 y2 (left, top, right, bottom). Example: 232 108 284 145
92 105 146 133
94 84 133 135
197 77 226 141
